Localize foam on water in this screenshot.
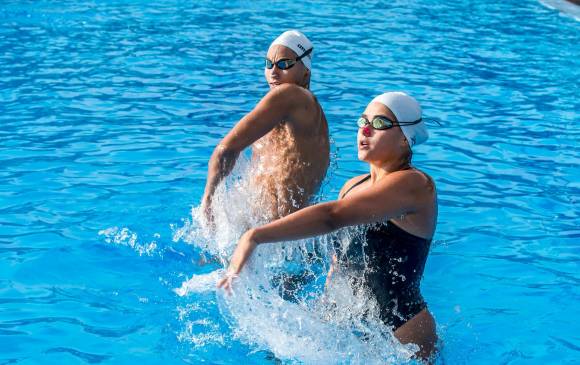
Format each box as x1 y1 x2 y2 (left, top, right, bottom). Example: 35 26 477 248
174 269 224 297
98 226 159 256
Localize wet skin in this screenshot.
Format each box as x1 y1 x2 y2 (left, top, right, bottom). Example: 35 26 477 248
202 45 329 221
255 46 329 218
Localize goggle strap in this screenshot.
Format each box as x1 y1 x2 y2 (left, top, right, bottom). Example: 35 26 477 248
396 119 422 126
296 47 313 61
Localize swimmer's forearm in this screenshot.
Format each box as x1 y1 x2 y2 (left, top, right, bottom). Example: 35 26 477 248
251 202 341 244
223 201 334 282
203 144 239 201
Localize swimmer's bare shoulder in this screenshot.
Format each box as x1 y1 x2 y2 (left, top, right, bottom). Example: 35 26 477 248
220 84 315 151
270 83 316 104
402 168 436 194
266 83 320 131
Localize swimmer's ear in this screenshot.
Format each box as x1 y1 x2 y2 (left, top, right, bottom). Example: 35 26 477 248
401 134 413 154
302 68 311 89
401 136 413 163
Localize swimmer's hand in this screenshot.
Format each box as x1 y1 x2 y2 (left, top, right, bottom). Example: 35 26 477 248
217 230 258 294
216 268 239 295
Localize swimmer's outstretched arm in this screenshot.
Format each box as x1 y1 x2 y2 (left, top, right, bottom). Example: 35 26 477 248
218 170 430 291
201 84 312 220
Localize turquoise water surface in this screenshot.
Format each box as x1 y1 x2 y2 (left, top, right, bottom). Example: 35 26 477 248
1 0 579 364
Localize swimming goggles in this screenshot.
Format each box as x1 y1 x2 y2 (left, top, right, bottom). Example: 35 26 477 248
265 48 313 70
357 116 422 130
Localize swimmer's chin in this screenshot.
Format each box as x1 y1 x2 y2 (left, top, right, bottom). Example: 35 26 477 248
268 82 282 89
357 150 371 161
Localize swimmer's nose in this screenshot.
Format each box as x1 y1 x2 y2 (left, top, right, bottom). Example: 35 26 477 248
269 64 280 77
362 125 372 137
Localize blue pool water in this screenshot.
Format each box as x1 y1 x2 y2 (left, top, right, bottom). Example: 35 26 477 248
1 0 579 364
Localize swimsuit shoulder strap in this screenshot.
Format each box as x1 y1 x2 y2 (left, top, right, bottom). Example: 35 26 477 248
340 174 371 199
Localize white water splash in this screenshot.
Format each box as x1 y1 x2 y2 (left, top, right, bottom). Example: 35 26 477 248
98 227 158 256
214 268 419 364
174 269 224 297
176 302 225 348
172 156 418 364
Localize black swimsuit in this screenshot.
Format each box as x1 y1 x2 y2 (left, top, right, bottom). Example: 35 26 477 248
334 174 431 329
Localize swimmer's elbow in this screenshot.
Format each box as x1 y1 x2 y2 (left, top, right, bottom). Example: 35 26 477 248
210 143 239 173
213 143 239 162
326 203 348 231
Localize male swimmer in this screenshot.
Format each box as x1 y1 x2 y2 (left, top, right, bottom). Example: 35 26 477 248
202 30 329 223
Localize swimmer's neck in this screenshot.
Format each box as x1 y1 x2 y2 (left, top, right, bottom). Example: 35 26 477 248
369 161 411 182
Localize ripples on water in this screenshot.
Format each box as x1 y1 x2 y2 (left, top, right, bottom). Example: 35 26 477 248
1 0 579 364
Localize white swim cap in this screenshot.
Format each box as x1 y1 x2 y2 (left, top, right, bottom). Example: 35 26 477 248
371 92 429 148
270 30 313 70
